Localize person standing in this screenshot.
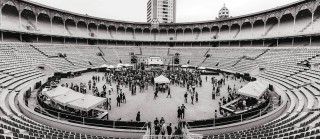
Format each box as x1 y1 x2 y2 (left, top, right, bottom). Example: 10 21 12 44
167 87 171 98
120 92 123 103
167 123 172 136
215 110 218 119
116 95 121 107
108 98 111 110
212 91 216 100
160 117 165 124
184 92 188 103
177 106 182 119
123 94 126 103
136 111 141 122
181 104 186 119
195 92 198 102
154 117 159 130
191 95 194 105
103 84 106 92
161 122 166 135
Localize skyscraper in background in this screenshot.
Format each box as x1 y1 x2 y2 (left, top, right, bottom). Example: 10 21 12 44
147 0 176 23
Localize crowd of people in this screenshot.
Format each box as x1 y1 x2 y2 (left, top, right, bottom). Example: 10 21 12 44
39 67 272 137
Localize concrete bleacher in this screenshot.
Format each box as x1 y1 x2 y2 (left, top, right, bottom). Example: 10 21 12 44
1 43 320 138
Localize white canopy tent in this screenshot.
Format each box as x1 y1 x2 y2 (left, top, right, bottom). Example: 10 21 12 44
53 91 85 106
181 65 189 68
238 81 268 99
154 75 170 84
124 64 133 67
44 86 69 99
100 64 108 68
107 65 115 69
67 94 107 111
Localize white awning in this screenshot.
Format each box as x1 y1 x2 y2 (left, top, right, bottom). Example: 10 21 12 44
100 64 108 68
181 65 189 68
107 65 115 69
53 91 85 106
238 81 268 99
44 86 69 99
198 66 206 70
124 64 133 67
67 94 107 111
154 75 170 84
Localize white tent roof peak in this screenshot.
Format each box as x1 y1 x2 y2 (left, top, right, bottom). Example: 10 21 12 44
238 80 268 99
154 75 170 84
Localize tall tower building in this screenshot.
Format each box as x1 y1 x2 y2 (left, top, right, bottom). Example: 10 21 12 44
147 0 176 23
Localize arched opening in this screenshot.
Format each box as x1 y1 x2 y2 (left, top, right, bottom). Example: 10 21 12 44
279 13 294 35
142 28 151 40
65 19 76 35
313 6 320 31
51 15 64 35
158 29 167 41
200 27 210 40
108 25 116 39
77 21 87 37
183 28 193 41
295 9 312 32
151 28 159 41
168 28 175 40
193 28 201 40
211 26 219 39
126 27 134 40
37 12 50 33
98 24 108 38
176 28 183 41
265 17 278 36
21 8 36 31
134 28 142 41
252 20 264 37
88 23 97 37
238 22 252 39
219 25 229 39
1 3 19 30
230 24 240 39
116 26 126 39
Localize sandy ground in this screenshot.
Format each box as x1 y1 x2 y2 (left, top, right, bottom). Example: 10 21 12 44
54 72 247 124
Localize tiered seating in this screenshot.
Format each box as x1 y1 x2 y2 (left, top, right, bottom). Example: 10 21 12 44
114 46 140 64
1 43 320 138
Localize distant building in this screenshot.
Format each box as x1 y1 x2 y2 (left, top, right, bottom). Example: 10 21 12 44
218 4 230 19
147 0 176 23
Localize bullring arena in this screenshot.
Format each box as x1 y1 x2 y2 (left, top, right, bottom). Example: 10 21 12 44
0 0 320 139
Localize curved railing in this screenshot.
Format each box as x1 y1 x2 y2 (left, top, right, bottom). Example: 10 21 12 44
187 97 271 128
17 70 288 138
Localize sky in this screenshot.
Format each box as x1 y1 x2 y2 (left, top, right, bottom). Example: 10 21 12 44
29 0 299 23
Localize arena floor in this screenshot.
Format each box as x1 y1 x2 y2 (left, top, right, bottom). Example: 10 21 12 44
53 72 247 124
